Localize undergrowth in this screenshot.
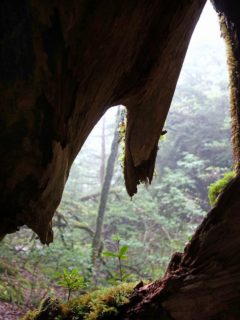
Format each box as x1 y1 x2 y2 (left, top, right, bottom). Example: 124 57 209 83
0 260 25 304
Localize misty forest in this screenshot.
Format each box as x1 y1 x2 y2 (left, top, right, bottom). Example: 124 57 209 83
0 2 237 319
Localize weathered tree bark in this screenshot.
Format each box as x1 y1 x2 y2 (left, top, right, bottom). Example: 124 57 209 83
211 0 240 173
91 110 120 281
0 0 206 243
114 175 240 320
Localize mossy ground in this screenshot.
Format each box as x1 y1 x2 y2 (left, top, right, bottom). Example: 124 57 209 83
22 282 136 320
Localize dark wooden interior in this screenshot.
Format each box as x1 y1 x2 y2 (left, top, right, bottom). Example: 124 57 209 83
1 0 240 318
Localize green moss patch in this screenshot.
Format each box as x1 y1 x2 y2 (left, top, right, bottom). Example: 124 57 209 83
208 171 235 206
22 282 135 320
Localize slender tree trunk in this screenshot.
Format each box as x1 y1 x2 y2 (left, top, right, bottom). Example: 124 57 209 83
100 117 106 186
91 109 121 283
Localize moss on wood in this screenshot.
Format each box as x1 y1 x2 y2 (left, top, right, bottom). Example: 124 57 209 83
208 171 235 206
22 282 136 320
219 14 240 173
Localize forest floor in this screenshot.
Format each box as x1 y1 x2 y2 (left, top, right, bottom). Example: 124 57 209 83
0 257 66 320
0 301 26 320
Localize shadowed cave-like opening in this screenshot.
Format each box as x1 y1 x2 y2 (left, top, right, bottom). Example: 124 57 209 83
0 2 234 319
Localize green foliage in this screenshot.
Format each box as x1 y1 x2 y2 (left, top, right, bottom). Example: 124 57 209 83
103 235 131 284
0 259 25 304
208 171 235 206
57 268 86 301
0 260 17 275
0 280 24 304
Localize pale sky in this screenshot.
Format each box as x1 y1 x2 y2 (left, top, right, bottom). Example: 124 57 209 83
191 1 223 46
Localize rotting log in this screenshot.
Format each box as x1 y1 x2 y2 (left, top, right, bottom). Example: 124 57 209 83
0 0 206 243
115 176 240 319
4 0 240 318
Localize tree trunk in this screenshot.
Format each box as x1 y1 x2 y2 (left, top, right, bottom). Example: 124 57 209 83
100 117 106 186
91 110 121 281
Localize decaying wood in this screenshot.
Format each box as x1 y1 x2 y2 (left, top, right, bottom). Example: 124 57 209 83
212 0 240 173
0 0 206 243
115 176 240 319
3 0 240 319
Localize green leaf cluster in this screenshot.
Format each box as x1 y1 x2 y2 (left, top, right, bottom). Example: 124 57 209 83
103 235 131 284
57 268 85 301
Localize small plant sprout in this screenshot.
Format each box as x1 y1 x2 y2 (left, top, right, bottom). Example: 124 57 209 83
102 235 130 283
57 268 85 301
